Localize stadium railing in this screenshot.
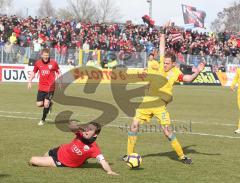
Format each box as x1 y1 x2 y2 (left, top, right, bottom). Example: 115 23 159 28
0 45 239 70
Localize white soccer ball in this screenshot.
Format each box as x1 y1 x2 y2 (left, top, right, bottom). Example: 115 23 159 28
126 153 142 168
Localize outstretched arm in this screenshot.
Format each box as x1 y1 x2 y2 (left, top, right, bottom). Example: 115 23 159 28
182 62 205 83
99 159 119 175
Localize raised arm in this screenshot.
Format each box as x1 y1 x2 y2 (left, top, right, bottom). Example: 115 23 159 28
159 21 171 58
159 33 165 57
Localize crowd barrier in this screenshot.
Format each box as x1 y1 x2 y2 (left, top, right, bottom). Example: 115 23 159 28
0 63 238 86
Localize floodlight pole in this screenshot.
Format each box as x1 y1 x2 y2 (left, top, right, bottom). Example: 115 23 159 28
147 0 152 18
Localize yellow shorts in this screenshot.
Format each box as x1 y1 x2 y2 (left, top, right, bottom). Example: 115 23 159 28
134 104 171 125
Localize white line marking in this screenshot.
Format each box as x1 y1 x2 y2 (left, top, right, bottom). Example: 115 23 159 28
184 132 240 139
0 110 236 127
120 116 236 127
171 119 236 127
0 114 239 139
0 110 90 116
108 124 240 139
0 114 53 121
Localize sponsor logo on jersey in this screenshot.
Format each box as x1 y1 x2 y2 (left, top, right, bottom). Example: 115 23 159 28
71 144 82 156
84 145 90 151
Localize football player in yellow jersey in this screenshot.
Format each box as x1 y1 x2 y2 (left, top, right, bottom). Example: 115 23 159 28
148 53 160 70
230 68 240 134
123 33 205 164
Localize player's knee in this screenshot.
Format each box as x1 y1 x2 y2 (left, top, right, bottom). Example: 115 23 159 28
163 125 173 134
162 127 174 140
130 122 139 132
44 101 50 108
165 133 176 141
44 104 49 108
163 129 169 136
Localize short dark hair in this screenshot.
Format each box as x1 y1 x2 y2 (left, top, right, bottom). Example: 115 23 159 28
89 122 101 135
42 48 50 54
165 51 176 62
148 53 154 57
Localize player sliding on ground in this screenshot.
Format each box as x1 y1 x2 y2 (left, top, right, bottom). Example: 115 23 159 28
28 48 61 126
123 23 205 164
29 121 118 175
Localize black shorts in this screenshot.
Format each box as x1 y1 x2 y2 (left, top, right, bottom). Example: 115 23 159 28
48 147 66 167
37 91 54 102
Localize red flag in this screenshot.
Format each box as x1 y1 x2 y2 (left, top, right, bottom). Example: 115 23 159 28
182 4 206 28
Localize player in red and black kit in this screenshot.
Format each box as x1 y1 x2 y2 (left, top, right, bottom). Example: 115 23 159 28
29 122 118 175
28 48 61 126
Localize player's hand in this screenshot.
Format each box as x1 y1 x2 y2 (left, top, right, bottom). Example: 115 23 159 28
107 171 119 176
27 82 32 89
163 20 171 28
197 62 206 73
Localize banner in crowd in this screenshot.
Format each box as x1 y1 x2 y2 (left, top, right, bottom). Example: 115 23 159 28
182 4 206 28
72 67 148 84
0 64 35 82
0 64 72 83
216 72 235 87
0 64 148 84
216 64 239 86
3 64 236 86
226 64 239 73
181 65 221 85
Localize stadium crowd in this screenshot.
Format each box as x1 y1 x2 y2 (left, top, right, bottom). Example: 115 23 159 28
0 14 240 65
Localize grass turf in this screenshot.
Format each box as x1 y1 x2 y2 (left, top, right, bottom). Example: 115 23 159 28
0 83 240 183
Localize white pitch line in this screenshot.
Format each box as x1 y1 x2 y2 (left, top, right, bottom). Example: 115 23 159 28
0 114 240 139
171 119 236 127
107 124 240 139
0 114 53 121
0 110 236 127
119 116 236 127
0 110 90 116
184 132 240 139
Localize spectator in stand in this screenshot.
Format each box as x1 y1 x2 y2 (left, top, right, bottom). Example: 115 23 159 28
82 40 90 66
60 43 68 65
0 14 240 67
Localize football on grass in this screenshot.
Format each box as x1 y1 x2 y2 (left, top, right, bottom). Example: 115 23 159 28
126 153 142 168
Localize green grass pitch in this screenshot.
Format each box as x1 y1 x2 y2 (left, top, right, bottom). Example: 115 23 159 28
0 83 240 183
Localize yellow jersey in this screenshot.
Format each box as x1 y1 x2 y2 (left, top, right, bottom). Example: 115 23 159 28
231 68 240 91
145 56 183 103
